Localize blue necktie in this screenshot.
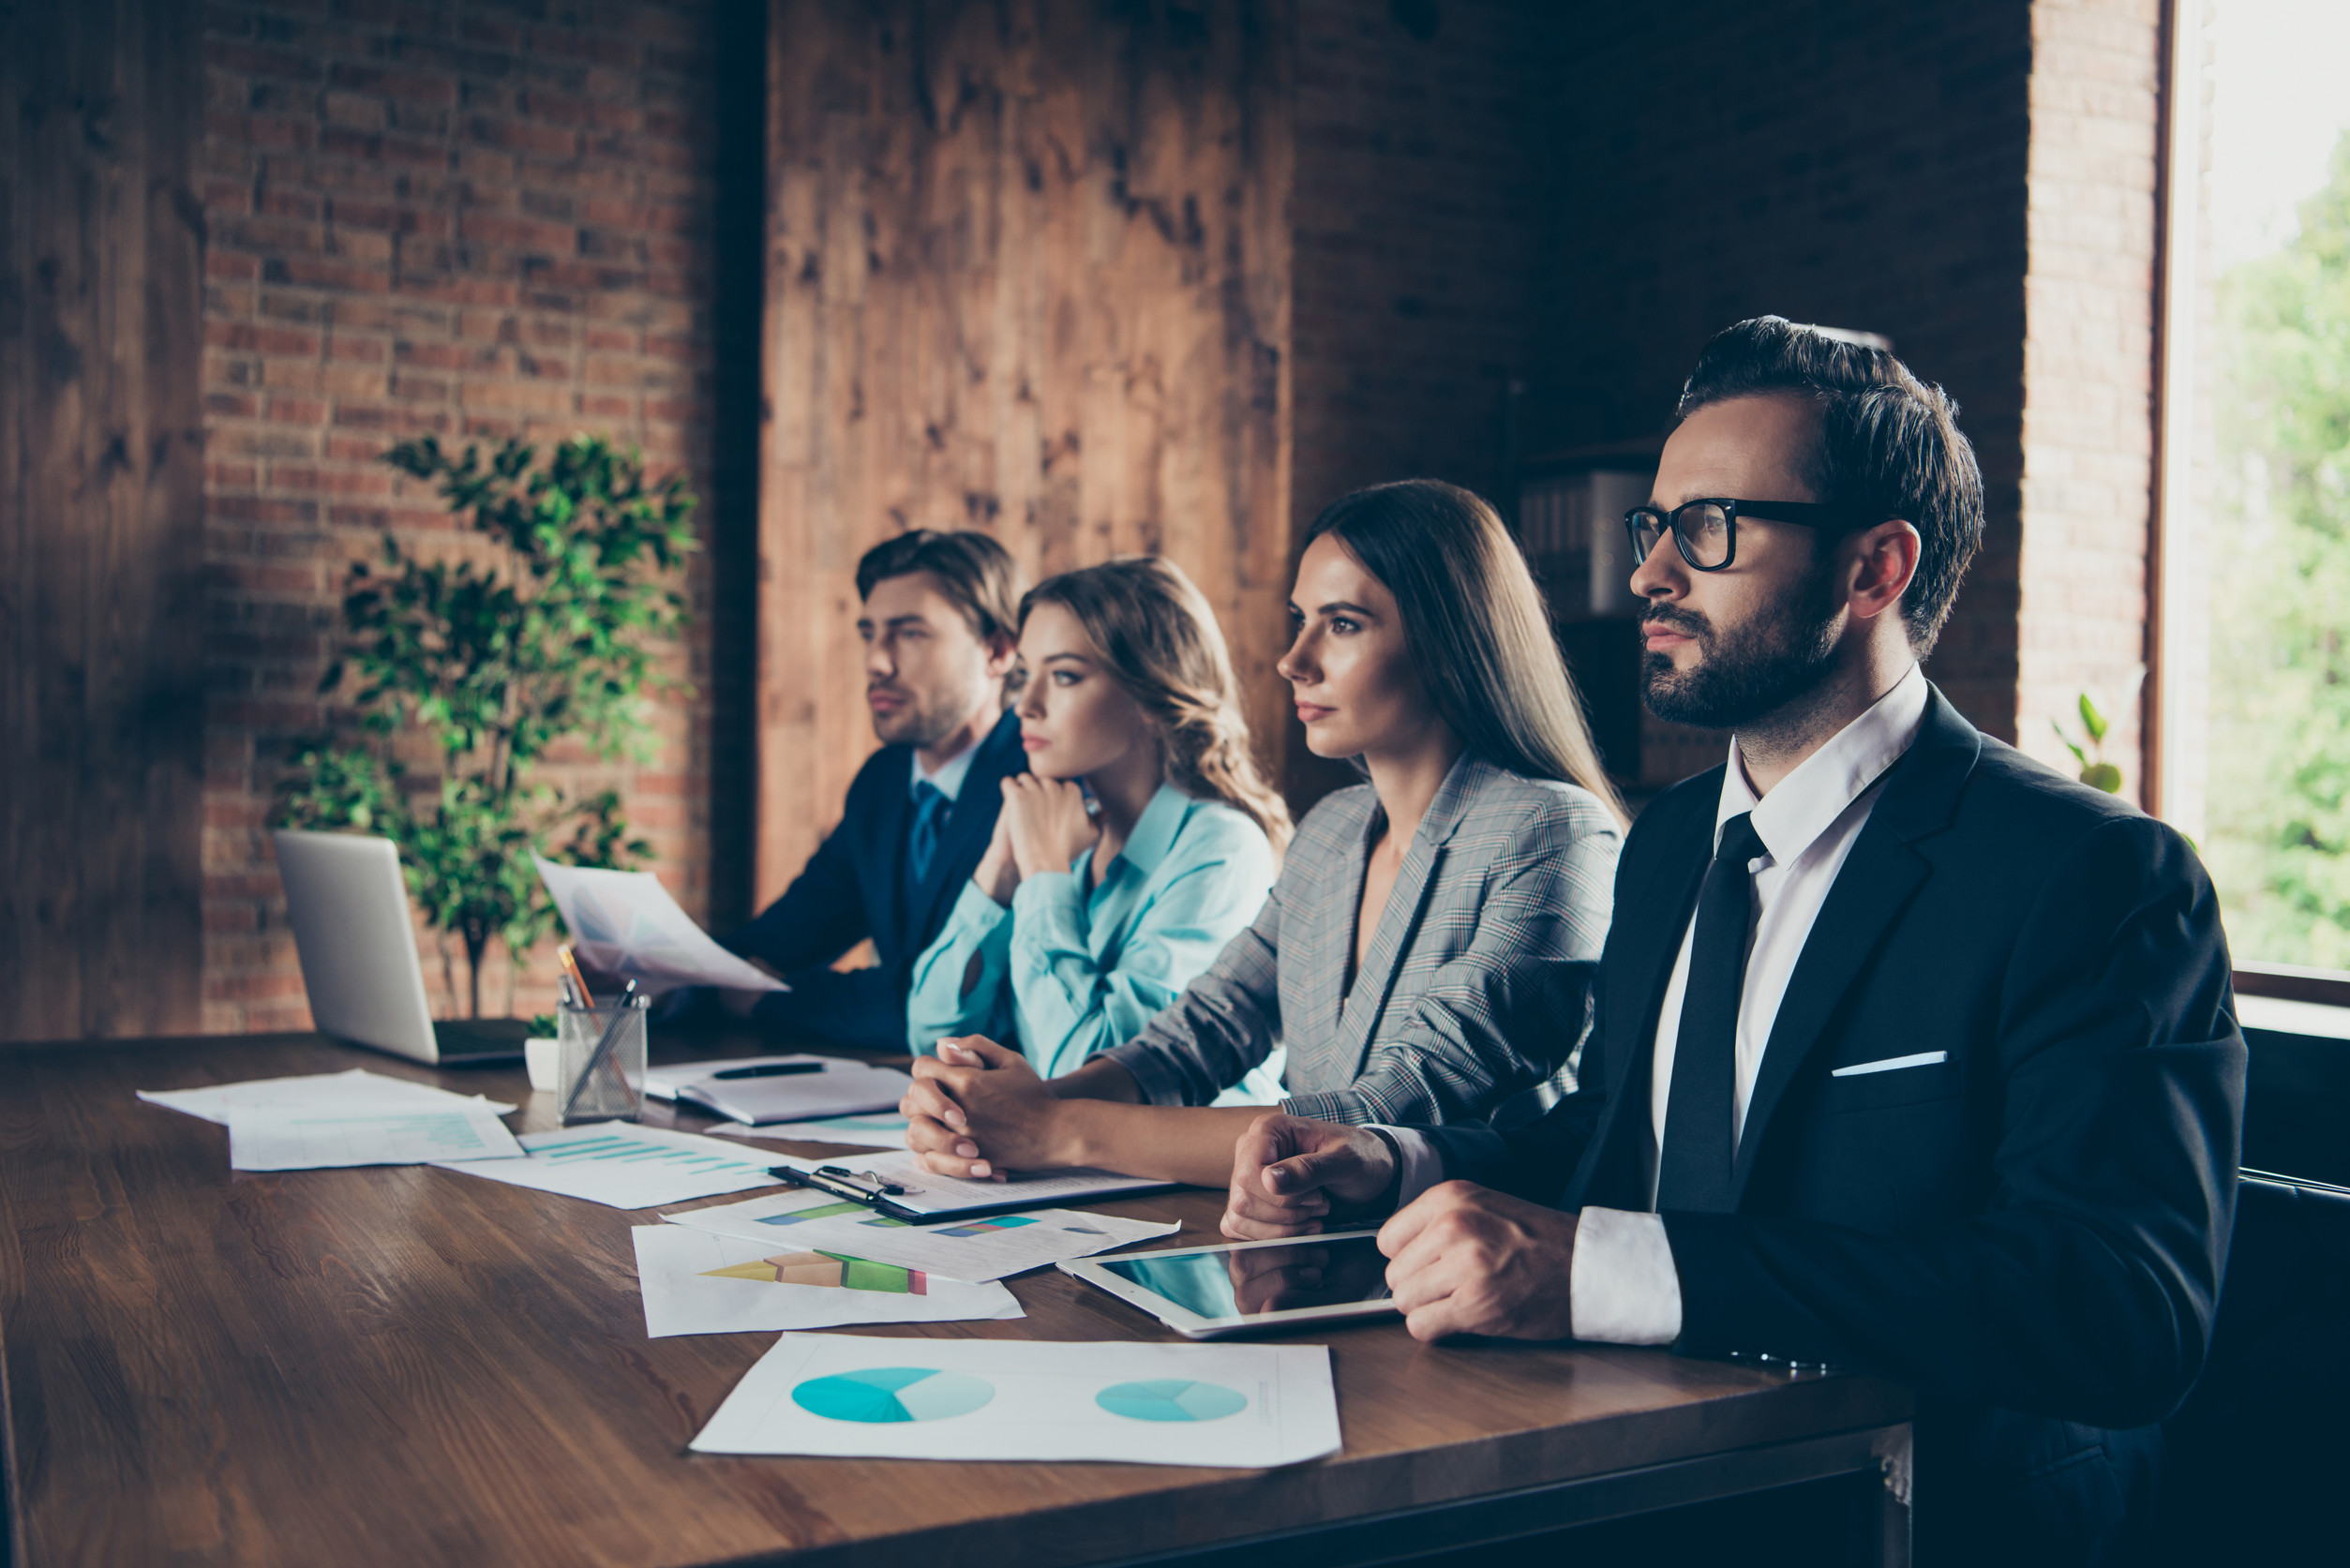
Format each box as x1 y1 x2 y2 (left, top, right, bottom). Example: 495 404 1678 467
1655 812 1765 1214
906 782 950 895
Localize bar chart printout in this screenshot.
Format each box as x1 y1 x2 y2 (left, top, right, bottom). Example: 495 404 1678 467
434 1126 783 1209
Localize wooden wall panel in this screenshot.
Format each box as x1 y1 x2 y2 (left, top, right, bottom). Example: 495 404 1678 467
756 0 1294 900
1 0 206 1041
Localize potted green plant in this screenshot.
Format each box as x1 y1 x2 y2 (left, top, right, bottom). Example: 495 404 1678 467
2054 691 2124 795
275 434 697 1019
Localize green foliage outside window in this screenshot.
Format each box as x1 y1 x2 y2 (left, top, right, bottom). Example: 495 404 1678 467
2208 132 2350 967
275 435 697 1017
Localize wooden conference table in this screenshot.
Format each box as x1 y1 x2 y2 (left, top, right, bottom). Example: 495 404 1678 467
0 1030 1913 1567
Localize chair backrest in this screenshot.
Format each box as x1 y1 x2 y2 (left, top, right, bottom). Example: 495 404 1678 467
2152 1170 2350 1561
2240 1021 2350 1185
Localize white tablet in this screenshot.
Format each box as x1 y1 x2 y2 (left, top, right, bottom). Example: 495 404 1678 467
1058 1232 1399 1339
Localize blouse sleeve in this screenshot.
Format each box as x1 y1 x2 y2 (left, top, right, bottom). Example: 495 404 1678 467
1095 865 1291 1106
1007 824 1278 1081
905 880 1018 1055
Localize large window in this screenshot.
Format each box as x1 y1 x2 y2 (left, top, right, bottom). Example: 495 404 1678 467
2157 0 2350 980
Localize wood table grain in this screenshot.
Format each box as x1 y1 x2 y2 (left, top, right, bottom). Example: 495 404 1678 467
0 1031 1911 1567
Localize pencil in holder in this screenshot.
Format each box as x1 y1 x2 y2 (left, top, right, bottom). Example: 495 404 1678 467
557 994 649 1125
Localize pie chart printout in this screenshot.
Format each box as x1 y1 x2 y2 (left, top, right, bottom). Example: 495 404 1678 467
1095 1379 1250 1423
791 1367 995 1424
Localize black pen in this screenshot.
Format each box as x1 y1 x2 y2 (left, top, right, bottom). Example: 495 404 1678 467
711 1062 825 1080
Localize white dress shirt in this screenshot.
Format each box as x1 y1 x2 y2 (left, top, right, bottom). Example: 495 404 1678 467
911 731 981 803
1382 663 1931 1345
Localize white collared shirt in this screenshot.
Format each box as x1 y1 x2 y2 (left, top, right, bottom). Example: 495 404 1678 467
1381 664 1932 1345
911 732 982 803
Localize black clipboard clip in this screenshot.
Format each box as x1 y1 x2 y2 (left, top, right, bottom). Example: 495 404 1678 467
771 1164 906 1204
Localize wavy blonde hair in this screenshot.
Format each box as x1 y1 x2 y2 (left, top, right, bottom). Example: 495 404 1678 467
1022 556 1294 851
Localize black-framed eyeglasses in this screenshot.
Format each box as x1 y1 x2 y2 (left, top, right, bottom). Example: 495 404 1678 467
1624 498 1884 573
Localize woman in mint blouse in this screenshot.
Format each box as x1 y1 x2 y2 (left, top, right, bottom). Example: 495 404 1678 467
906 557 1292 1079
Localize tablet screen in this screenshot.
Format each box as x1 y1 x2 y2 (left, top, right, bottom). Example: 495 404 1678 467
1100 1236 1393 1322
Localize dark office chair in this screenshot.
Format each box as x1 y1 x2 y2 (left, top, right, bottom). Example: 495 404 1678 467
2151 1170 2350 1561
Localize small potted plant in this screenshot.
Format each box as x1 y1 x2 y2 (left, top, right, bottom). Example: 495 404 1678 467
276 434 697 1020
2054 691 2124 795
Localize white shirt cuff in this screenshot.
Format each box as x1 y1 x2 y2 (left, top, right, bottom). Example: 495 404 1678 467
1370 1126 1447 1208
1567 1206 1682 1345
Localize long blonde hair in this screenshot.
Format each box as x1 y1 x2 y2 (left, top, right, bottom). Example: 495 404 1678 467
1022 557 1294 851
1304 480 1628 825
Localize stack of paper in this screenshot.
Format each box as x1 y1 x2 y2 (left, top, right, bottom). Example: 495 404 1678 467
629 1227 1023 1337
673 1064 909 1125
690 1334 1341 1466
140 1068 526 1172
667 1187 1181 1282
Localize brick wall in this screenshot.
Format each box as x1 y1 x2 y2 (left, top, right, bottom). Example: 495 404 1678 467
2017 0 2164 801
1285 0 1551 799
1290 0 1548 519
1520 0 2037 760
199 0 741 1031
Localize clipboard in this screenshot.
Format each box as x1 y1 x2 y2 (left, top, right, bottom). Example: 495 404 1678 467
770 1155 1177 1225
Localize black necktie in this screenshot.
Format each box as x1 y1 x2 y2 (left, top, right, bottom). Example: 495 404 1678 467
1655 812 1766 1214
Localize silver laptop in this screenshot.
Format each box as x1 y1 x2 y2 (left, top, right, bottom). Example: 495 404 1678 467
272 829 532 1064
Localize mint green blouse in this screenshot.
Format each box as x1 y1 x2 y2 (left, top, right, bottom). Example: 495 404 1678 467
906 784 1278 1083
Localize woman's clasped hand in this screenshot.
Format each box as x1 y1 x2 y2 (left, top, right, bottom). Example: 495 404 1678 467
902 1037 1066 1179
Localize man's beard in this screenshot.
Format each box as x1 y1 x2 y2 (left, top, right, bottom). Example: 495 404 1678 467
871 681 982 750
1640 570 1844 731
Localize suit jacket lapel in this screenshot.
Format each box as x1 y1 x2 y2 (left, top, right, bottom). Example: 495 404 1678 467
1568 811 1711 1210
1728 689 1983 1203
876 775 918 956
1299 798 1371 1058
1337 757 1488 1070
1728 826 1930 1201
905 712 1025 946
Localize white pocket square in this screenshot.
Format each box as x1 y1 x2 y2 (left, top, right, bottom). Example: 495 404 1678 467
1831 1050 1949 1078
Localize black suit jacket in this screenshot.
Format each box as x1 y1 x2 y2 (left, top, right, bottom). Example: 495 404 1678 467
1422 687 2245 1561
726 709 1027 1051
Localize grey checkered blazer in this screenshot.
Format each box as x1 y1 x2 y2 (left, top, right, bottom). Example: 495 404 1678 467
1099 753 1621 1126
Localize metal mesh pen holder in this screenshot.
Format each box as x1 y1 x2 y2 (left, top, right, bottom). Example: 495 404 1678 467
557 995 649 1125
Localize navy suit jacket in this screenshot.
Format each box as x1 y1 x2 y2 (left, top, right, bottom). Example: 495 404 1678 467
726 709 1027 1050
1421 688 2246 1562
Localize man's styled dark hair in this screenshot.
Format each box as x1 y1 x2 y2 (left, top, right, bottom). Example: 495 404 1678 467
1676 316 1984 656
853 529 1024 649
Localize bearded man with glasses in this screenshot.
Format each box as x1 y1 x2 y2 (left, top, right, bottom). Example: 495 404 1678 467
1222 317 2244 1566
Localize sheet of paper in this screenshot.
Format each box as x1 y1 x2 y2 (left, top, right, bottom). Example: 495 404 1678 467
705 1113 911 1149
433 1125 782 1209
533 857 786 993
140 1068 515 1126
645 1054 859 1100
227 1107 525 1171
667 1188 1180 1283
691 1333 1340 1466
775 1149 1175 1217
629 1226 1022 1338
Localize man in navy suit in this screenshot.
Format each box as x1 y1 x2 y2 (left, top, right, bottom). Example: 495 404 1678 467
716 530 1028 1050
1222 319 2244 1565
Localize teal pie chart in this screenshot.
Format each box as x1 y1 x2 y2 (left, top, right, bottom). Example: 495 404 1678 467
791 1367 995 1424
1095 1379 1249 1422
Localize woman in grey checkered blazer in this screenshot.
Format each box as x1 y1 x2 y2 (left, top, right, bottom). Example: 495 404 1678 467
901 481 1627 1189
